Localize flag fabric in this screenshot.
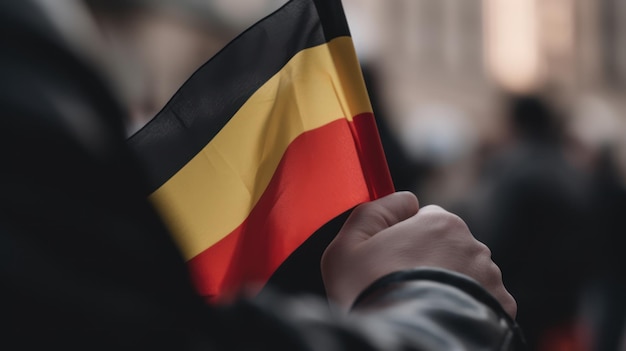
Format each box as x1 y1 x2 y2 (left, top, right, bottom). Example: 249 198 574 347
127 0 394 303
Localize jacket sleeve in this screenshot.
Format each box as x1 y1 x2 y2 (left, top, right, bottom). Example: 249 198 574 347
204 268 525 351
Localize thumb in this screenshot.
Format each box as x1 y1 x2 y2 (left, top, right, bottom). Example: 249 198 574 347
334 191 419 246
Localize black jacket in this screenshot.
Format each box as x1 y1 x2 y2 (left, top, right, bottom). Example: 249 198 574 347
0 2 524 349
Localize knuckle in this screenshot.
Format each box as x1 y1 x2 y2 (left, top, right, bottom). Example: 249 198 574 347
449 213 470 234
508 292 517 307
505 293 518 316
420 207 455 229
476 258 502 287
476 241 492 257
486 259 502 278
352 202 391 225
440 212 469 235
350 202 376 218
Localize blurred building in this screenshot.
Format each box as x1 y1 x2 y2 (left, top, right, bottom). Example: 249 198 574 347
339 0 626 205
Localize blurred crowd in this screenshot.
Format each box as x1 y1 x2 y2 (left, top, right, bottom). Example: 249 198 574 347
48 0 626 350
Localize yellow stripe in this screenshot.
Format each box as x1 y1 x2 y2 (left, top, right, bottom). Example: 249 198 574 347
149 36 372 259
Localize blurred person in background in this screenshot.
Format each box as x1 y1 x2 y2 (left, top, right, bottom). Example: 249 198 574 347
567 100 626 351
458 94 595 351
0 0 523 349
585 145 626 351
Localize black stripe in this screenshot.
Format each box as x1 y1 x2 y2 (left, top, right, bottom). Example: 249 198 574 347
313 0 351 40
128 0 351 193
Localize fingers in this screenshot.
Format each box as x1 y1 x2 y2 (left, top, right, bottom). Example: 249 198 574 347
365 203 518 318
409 204 471 239
480 260 518 319
425 213 516 319
448 233 517 319
501 291 518 319
336 191 419 246
322 193 518 318
321 191 418 308
472 243 517 319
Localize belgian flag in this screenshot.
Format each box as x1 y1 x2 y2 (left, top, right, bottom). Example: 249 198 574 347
127 0 394 303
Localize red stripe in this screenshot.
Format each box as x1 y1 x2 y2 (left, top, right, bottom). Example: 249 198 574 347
349 113 395 199
187 113 386 302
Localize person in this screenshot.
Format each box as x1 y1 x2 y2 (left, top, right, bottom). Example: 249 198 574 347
457 94 593 350
585 146 626 351
0 1 523 349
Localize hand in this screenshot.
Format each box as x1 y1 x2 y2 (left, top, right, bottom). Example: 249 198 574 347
321 191 517 318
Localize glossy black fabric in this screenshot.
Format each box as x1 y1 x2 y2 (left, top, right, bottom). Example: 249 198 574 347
0 2 213 346
0 2 524 350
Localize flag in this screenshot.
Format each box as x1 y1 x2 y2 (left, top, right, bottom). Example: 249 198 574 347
127 0 394 303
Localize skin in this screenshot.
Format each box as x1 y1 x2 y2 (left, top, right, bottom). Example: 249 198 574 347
321 191 517 318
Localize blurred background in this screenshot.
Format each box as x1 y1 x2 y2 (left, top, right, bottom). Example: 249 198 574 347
59 0 626 350
79 0 626 199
